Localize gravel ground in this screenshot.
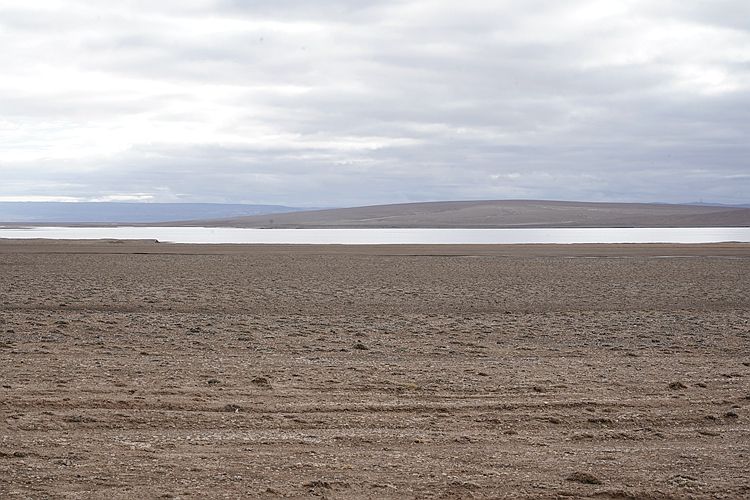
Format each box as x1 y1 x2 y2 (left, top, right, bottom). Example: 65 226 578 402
1 241 749 498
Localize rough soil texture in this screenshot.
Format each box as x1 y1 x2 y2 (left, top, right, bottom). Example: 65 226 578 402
180 199 750 228
1 240 749 499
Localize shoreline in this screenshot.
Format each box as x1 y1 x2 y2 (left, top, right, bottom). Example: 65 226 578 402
3 222 750 228
2 239 750 257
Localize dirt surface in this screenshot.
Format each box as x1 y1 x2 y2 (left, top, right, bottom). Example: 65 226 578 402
1 240 749 498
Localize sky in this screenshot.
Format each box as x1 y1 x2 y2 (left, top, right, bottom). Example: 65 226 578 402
1 0 749 206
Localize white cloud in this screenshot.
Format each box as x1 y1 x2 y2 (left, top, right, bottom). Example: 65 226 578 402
0 195 83 202
89 194 156 202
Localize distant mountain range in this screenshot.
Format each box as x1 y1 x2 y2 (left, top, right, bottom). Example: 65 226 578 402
2 200 749 228
0 202 307 224
686 202 750 208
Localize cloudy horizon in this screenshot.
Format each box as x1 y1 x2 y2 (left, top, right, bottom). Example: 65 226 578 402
2 1 749 206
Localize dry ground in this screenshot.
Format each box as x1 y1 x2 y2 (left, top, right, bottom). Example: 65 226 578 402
1 241 749 498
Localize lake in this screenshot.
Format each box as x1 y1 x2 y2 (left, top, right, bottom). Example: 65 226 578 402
1 226 749 244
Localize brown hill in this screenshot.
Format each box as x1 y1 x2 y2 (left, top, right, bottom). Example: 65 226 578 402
175 200 750 228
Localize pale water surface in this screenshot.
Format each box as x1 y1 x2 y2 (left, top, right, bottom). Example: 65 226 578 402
1 226 749 244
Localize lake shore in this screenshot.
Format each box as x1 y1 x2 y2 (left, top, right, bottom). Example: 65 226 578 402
2 238 750 257
1 240 749 498
2 226 750 245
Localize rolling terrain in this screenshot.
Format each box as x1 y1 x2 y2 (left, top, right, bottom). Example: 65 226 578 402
181 200 750 228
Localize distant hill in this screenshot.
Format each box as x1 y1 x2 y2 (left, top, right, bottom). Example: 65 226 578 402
180 200 750 228
685 202 750 208
0 202 306 224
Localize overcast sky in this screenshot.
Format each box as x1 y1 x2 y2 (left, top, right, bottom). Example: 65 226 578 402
1 1 748 206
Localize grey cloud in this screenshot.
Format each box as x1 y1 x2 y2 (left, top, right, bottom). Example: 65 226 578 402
1 0 748 205
644 2 750 32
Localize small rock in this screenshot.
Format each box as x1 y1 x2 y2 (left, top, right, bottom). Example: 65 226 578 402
448 480 480 490
453 435 474 443
566 471 602 485
304 480 331 490
668 474 701 487
251 376 271 388
697 429 720 436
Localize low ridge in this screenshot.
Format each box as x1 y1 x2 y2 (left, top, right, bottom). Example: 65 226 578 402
175 200 750 228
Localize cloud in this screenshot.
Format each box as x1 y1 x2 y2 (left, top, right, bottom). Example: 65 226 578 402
1 0 748 205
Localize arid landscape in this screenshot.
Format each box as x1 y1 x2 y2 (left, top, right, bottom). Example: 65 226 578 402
5 0 749 498
1 240 748 498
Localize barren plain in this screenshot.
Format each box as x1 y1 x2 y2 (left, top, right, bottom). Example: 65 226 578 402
1 240 749 498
